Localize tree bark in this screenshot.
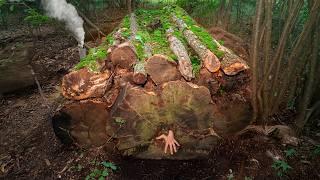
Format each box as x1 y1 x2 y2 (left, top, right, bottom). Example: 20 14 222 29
133 61 147 85
295 16 319 129
213 39 249 75
172 15 221 73
272 1 320 113
250 0 264 121
166 28 194 81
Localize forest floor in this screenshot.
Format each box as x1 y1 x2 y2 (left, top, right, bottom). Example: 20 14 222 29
1 16 320 180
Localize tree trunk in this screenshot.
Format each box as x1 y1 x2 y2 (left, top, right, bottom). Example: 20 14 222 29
172 15 221 73
295 17 319 129
250 0 264 121
213 39 249 76
166 28 194 81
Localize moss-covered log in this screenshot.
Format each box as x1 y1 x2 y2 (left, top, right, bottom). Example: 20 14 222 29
172 15 221 73
166 28 194 81
213 39 249 76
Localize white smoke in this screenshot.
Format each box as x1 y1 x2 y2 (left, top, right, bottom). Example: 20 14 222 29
41 0 85 47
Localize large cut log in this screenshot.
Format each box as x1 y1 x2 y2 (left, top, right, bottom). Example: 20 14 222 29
53 8 253 160
62 68 111 100
111 81 220 159
0 42 34 94
166 28 194 81
145 54 181 85
52 100 111 146
213 39 249 75
54 82 252 157
172 15 221 73
110 42 138 69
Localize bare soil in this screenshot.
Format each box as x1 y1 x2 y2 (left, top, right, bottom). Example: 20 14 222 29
1 21 319 180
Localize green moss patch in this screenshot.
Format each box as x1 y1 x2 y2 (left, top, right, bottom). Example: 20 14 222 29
171 6 224 58
74 6 221 74
75 47 107 72
135 9 176 61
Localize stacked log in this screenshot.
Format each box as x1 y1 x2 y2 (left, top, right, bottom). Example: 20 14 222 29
145 54 181 85
133 61 147 85
172 14 249 76
110 13 138 69
166 28 194 81
172 15 221 73
213 39 249 75
52 8 252 160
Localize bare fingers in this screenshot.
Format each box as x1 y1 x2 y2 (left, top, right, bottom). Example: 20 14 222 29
174 139 180 146
164 141 168 154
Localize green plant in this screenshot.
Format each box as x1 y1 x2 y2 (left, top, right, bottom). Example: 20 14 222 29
190 56 201 76
0 0 5 7
227 169 234 180
71 164 83 172
272 160 292 177
75 47 107 71
24 9 50 27
114 117 126 126
85 161 117 180
313 145 320 156
244 177 252 180
284 148 297 158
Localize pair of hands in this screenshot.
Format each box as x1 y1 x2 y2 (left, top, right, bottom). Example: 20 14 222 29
156 130 180 155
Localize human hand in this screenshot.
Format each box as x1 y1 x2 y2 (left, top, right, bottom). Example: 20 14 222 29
156 130 180 155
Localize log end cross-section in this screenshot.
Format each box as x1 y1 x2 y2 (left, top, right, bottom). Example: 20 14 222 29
62 68 111 100
146 54 181 85
204 50 221 73
133 62 147 85
220 53 249 76
110 42 138 69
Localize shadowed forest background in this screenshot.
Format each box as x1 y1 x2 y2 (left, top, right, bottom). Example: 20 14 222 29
0 0 319 179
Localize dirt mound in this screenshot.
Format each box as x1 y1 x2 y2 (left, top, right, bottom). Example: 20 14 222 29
209 27 250 60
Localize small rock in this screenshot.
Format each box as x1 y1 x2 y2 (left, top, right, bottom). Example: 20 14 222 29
300 160 311 165
44 159 51 166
